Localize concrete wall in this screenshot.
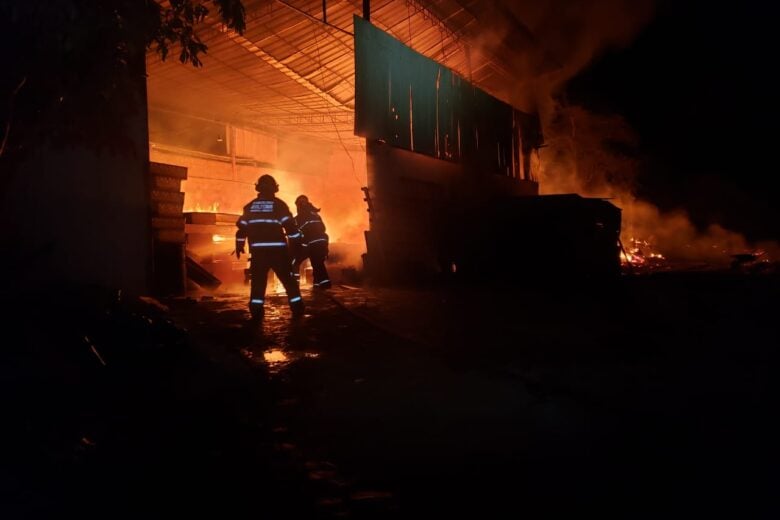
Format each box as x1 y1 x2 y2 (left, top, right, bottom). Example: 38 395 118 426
1 105 152 294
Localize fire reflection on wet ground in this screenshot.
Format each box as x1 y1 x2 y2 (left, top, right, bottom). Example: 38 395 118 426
187 288 401 518
239 346 320 374
172 273 779 518
205 291 325 373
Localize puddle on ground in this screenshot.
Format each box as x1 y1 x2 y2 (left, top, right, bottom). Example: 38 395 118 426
241 346 320 374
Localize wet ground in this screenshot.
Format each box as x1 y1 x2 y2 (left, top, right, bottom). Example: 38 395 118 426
174 273 778 518
3 272 779 518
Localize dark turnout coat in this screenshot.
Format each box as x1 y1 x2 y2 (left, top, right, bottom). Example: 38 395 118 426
236 196 302 252
235 195 303 314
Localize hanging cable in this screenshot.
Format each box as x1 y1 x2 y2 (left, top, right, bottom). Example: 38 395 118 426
406 1 413 45
312 26 365 188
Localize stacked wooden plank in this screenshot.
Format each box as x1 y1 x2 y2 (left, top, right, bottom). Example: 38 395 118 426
149 162 187 244
184 212 242 286
148 161 187 296
184 212 239 235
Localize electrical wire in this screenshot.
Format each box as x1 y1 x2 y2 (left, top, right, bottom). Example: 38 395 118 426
312 25 365 188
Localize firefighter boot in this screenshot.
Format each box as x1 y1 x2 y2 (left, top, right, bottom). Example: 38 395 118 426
249 299 265 322
290 297 305 318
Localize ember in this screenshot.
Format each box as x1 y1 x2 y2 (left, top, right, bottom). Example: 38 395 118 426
620 237 666 269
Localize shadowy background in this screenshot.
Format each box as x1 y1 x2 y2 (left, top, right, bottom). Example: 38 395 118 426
566 0 780 242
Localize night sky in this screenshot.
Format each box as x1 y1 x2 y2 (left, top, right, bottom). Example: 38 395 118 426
565 0 779 241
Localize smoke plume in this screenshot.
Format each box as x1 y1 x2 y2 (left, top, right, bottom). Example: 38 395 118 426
477 0 776 265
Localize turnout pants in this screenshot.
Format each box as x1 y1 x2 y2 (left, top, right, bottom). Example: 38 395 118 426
249 248 303 315
292 241 331 288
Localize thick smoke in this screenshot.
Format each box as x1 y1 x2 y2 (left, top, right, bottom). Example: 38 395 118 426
475 0 776 265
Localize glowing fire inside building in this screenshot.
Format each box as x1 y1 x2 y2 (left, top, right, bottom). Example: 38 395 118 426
144 0 627 294
5 3 779 516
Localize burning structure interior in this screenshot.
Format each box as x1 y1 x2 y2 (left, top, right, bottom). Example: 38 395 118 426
145 0 621 292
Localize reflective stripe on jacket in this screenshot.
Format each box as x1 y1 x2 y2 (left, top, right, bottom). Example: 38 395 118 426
294 209 328 246
236 197 301 249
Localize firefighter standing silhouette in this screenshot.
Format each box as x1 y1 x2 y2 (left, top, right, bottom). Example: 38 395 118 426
291 195 331 290
235 174 304 319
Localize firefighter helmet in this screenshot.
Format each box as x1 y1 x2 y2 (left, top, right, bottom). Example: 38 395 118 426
255 174 279 194
295 195 319 213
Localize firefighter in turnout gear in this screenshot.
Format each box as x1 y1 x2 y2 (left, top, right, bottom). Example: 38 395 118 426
291 195 331 290
236 174 304 320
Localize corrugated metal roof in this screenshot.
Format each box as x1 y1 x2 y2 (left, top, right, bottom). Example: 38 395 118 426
146 0 543 148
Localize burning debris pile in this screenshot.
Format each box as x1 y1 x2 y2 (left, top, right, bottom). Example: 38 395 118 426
620 237 666 270
618 234 778 275
532 105 780 276
729 250 776 274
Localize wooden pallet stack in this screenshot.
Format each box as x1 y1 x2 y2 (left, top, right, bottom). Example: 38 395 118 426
148 161 187 295
184 212 241 286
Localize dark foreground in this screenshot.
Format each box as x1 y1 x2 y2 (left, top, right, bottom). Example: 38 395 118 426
2 271 778 518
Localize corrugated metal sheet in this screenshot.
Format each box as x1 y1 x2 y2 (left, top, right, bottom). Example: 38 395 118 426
146 0 544 148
